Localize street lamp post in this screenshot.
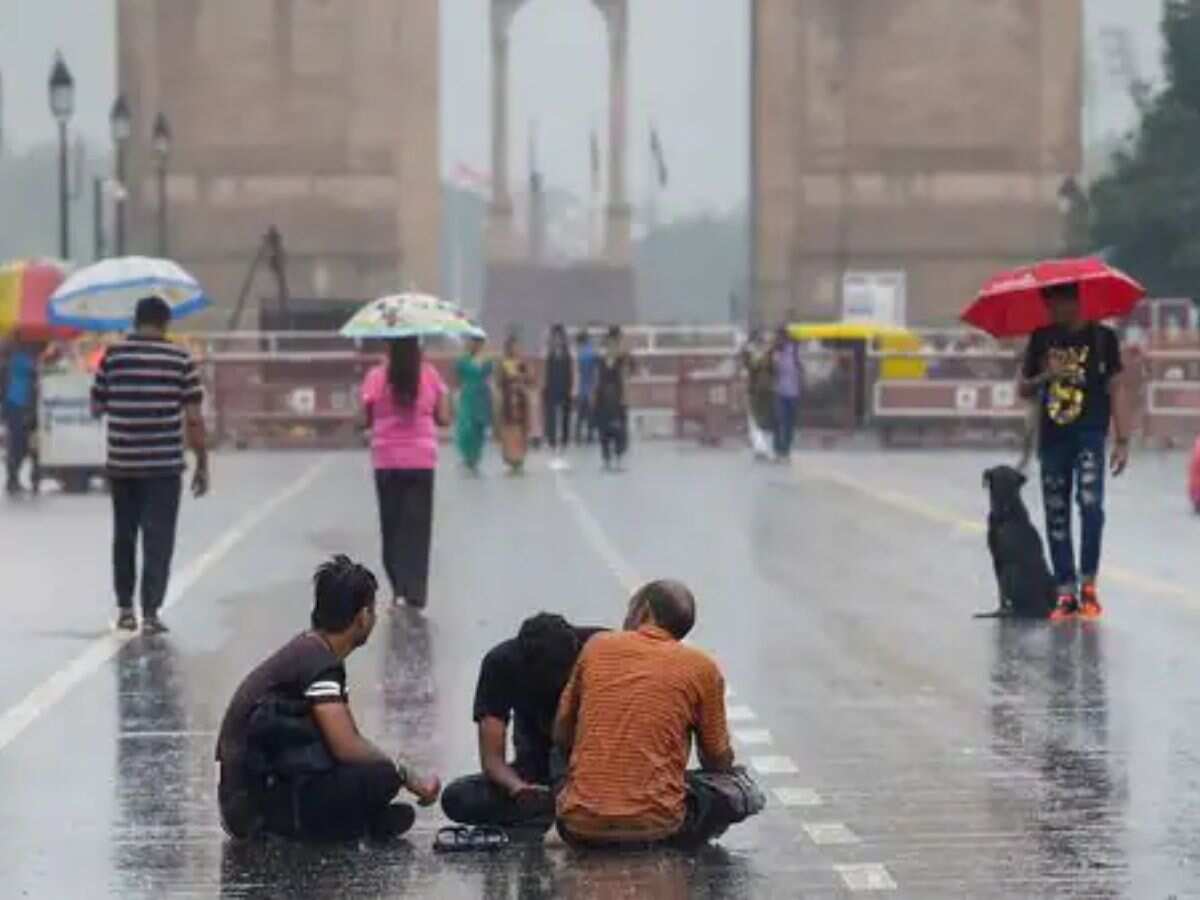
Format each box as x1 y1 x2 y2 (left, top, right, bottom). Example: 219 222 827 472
48 52 75 261
110 95 132 256
152 113 172 257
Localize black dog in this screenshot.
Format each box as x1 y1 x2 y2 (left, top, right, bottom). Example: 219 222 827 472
977 465 1056 619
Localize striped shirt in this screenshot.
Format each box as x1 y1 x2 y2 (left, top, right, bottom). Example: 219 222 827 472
91 335 203 477
555 625 732 842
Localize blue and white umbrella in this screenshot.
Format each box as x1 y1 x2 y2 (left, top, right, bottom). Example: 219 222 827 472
48 256 210 331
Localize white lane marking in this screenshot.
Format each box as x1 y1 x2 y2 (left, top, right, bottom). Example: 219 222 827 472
751 755 800 775
733 727 773 745
727 705 757 722
0 457 332 753
834 863 898 892
773 787 823 807
553 474 641 592
802 822 861 846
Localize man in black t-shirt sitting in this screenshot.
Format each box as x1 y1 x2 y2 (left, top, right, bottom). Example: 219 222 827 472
216 555 441 841
1019 282 1131 621
441 613 603 832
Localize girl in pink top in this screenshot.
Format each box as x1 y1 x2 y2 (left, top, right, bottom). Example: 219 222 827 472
361 337 450 609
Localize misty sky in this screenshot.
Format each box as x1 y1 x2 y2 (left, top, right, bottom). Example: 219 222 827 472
0 0 1168 219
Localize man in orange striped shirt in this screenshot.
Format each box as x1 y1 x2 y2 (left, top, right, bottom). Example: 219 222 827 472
553 580 760 847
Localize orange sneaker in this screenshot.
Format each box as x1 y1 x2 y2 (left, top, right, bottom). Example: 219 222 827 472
1079 583 1103 619
1049 593 1079 621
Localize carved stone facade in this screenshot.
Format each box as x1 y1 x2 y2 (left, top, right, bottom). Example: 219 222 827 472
117 0 440 322
487 0 631 265
752 0 1083 325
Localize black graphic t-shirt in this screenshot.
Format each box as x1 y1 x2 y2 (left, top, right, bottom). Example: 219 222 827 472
1021 324 1122 444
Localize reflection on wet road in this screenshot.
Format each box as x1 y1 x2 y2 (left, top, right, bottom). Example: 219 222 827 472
3 446 1200 897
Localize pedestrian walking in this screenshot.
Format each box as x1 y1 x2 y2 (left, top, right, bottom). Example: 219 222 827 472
361 336 450 610
741 331 774 461
454 336 493 474
497 335 533 474
574 330 599 445
770 326 803 462
1018 282 1130 621
90 296 209 635
594 326 631 471
3 342 38 494
542 324 574 456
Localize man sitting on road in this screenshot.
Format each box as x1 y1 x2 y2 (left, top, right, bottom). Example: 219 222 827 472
554 580 763 848
441 613 604 832
216 555 440 841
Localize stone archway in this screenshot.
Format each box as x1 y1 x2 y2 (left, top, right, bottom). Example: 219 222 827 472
487 0 631 265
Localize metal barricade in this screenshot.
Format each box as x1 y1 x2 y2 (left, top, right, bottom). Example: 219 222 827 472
868 348 1026 447
1142 347 1200 448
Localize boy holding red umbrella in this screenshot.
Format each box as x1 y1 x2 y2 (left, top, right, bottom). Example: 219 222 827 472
1017 281 1131 620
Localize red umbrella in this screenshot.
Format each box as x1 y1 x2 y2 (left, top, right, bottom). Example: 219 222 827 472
961 257 1146 338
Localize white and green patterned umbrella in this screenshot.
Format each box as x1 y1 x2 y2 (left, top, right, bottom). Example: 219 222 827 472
339 293 485 340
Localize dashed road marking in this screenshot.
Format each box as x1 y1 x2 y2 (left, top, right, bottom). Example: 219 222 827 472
751 755 800 775
555 463 899 890
0 457 333 754
802 822 861 846
732 727 773 745
773 787 823 807
834 863 898 892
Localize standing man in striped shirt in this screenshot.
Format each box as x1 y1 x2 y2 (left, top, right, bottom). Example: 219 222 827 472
91 296 210 634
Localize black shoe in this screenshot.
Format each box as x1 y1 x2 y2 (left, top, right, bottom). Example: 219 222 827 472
116 610 138 632
142 614 170 635
370 803 416 840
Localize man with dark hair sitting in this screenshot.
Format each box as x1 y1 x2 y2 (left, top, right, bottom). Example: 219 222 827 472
441 613 603 832
216 555 441 841
554 580 764 848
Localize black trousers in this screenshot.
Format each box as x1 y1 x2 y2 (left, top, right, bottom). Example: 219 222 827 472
440 773 556 830
4 402 30 487
543 394 572 450
596 405 628 463
111 475 182 613
557 771 739 850
441 730 561 829
575 396 596 444
373 468 435 607
220 761 403 842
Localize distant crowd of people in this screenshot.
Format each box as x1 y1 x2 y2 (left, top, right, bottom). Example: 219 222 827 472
452 324 634 475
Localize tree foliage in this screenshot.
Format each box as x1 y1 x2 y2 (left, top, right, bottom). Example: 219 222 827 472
1089 0 1200 296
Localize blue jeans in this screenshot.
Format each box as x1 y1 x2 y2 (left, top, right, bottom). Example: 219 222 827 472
1039 428 1107 589
773 395 798 458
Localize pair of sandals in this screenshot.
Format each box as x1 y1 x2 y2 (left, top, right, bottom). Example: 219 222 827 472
433 825 511 853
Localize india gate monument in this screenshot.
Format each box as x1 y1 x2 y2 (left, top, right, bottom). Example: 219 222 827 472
116 0 1081 327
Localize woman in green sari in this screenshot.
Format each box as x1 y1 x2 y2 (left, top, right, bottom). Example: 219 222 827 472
454 336 493 472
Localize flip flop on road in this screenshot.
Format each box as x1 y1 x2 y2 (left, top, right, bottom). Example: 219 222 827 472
433 825 510 853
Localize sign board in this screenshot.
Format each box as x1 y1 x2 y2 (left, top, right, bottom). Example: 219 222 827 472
842 270 907 326
38 371 106 469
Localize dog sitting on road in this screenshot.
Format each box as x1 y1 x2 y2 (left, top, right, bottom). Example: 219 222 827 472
977 465 1056 619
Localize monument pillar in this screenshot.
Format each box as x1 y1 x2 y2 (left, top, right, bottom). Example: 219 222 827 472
487 1 521 260
599 0 631 264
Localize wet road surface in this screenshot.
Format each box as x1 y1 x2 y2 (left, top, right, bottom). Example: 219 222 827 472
2 443 1200 897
